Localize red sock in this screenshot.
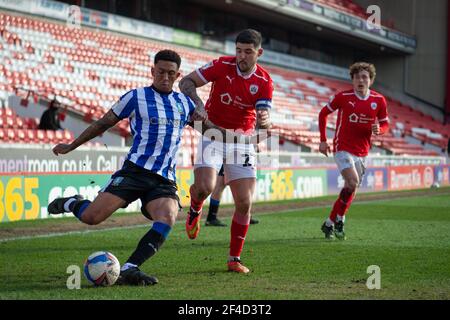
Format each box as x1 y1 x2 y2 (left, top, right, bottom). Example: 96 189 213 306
189 185 204 212
229 217 250 258
329 188 355 222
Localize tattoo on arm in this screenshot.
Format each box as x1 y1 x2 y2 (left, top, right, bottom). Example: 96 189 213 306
179 77 203 106
70 110 120 150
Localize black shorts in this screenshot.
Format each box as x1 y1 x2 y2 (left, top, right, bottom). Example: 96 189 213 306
102 160 181 219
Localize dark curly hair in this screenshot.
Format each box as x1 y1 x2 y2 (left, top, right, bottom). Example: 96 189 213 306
154 50 181 69
349 62 376 80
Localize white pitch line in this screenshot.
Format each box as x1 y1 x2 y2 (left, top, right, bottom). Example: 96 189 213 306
0 192 445 243
0 204 332 243
0 224 150 243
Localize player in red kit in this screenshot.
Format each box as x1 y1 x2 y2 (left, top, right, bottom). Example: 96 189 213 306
179 29 273 273
318 62 389 240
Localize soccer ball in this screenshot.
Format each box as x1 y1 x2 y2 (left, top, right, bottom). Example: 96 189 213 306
84 251 120 286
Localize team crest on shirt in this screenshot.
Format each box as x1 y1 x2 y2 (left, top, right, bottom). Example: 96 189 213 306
176 102 184 114
201 61 213 70
249 84 259 95
371 102 377 110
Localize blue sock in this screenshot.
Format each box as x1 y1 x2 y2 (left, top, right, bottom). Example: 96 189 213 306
151 221 172 239
210 198 220 207
126 221 172 266
208 198 220 220
72 200 91 222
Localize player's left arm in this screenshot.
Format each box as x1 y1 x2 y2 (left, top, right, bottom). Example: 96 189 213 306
256 107 270 129
255 78 274 129
372 97 389 136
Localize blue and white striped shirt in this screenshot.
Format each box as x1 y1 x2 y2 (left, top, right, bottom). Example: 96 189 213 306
112 86 196 182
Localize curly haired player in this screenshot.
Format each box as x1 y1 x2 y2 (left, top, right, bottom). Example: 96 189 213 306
318 62 389 240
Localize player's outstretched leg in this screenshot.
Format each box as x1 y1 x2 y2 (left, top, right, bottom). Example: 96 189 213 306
47 195 91 222
48 192 125 225
48 195 84 214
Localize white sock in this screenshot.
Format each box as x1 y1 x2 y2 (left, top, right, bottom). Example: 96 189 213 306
336 215 346 223
63 198 77 212
228 256 240 262
121 263 137 272
325 218 334 227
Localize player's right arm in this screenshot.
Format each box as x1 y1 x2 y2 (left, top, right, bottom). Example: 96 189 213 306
52 110 120 155
180 58 225 122
52 89 137 156
318 94 339 157
179 71 208 122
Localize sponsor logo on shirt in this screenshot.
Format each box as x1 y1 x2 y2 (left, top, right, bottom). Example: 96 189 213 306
149 117 182 126
220 93 233 105
349 113 374 124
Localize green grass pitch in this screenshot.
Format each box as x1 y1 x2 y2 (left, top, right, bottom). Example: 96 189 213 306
1 189 449 300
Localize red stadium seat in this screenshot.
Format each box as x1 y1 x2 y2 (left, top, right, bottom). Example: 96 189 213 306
25 129 35 142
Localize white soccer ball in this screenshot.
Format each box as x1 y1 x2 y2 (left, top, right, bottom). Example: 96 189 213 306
84 251 120 286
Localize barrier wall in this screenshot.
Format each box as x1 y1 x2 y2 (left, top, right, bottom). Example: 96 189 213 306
1 164 448 223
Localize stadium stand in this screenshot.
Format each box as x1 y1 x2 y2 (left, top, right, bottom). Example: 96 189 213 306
311 0 394 29
0 105 73 144
0 11 448 159
313 0 369 20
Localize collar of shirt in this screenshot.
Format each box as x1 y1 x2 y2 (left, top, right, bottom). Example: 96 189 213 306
151 85 173 95
354 89 371 101
236 64 257 79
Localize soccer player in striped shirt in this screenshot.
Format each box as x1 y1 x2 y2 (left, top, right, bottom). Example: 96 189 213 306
47 50 231 285
318 62 389 240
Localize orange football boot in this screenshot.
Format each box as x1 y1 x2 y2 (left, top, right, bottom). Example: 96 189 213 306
227 259 250 274
185 209 202 239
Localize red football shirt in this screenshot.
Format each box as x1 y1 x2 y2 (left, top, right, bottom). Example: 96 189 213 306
196 56 273 132
322 89 389 157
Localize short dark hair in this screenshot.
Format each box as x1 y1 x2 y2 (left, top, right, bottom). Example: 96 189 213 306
235 29 262 48
154 49 181 69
